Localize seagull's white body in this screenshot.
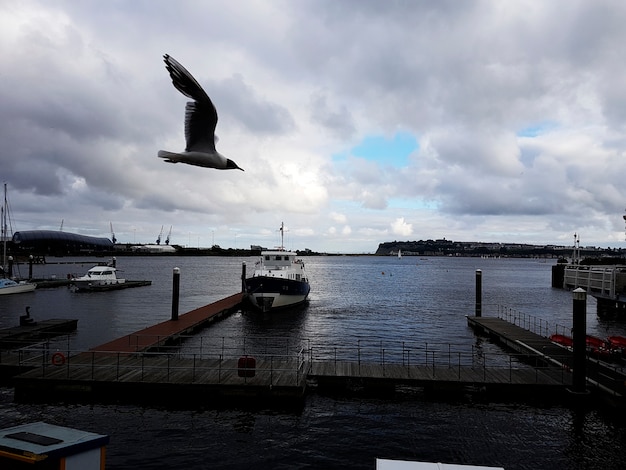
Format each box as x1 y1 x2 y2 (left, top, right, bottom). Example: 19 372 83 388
157 150 233 169
159 54 243 171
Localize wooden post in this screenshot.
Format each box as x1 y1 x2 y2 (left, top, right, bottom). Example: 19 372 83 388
28 255 33 280
171 267 180 321
8 256 13 278
475 269 482 317
241 262 247 292
571 287 587 394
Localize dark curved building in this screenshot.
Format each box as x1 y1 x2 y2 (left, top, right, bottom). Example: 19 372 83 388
11 230 114 255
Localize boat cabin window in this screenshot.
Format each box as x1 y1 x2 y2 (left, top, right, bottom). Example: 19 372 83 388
275 255 281 261
284 256 289 261
265 255 270 261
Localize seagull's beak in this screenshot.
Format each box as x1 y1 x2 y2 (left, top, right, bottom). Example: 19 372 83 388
226 159 244 171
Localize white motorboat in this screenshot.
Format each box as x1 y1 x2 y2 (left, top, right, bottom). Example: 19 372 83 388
244 223 310 312
0 278 36 295
71 265 126 291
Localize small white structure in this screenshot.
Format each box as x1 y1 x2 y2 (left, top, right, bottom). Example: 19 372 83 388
0 421 109 469
376 459 504 470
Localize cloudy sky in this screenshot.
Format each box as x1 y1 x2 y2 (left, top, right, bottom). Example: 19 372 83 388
2 0 626 253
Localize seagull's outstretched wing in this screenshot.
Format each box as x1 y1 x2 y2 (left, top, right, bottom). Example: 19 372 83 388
163 54 217 152
163 54 210 103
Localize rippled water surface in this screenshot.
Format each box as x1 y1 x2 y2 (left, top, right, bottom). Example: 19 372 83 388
1 256 626 469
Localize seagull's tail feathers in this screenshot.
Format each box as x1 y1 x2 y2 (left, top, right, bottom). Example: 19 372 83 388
158 150 181 163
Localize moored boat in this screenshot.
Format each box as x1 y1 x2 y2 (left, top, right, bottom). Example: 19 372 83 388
71 264 126 291
586 335 615 361
0 278 36 295
244 223 310 312
550 333 618 361
586 335 607 349
549 333 573 348
608 336 626 359
608 335 626 350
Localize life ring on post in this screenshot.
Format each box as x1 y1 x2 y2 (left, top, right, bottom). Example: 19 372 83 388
51 352 66 366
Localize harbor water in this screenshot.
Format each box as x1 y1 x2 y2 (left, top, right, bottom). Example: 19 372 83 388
1 256 626 469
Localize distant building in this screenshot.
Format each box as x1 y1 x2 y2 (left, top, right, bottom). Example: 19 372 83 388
12 230 113 255
132 244 177 253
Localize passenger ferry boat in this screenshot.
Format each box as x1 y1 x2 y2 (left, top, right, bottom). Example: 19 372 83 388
244 223 310 312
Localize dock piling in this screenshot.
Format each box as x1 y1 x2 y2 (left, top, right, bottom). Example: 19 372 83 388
475 269 482 317
571 288 588 394
241 262 246 292
171 267 180 321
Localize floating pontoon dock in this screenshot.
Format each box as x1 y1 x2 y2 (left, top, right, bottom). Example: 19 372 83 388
5 294 626 408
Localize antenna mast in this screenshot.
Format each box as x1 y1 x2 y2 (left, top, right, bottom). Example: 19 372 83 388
279 222 286 250
572 232 580 264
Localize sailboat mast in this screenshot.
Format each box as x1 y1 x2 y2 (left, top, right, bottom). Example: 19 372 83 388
2 183 7 273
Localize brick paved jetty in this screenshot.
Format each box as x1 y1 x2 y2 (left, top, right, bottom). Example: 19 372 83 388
91 292 244 353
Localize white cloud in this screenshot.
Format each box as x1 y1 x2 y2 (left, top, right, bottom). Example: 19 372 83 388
1 0 626 253
391 218 413 238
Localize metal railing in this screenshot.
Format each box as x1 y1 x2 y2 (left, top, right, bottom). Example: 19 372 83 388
14 345 308 388
494 305 571 337
5 335 626 392
308 339 575 384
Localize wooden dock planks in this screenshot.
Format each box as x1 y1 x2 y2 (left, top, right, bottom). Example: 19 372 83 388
13 353 308 404
467 316 572 365
308 360 568 390
10 298 620 407
0 319 78 349
467 315 626 398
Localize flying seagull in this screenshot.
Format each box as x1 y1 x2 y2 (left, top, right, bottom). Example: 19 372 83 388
158 54 243 171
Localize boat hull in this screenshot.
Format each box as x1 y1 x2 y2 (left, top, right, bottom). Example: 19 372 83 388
72 279 126 291
244 276 310 311
0 282 36 295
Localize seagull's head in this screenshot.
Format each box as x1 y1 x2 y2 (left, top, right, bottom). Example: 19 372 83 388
226 159 244 171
